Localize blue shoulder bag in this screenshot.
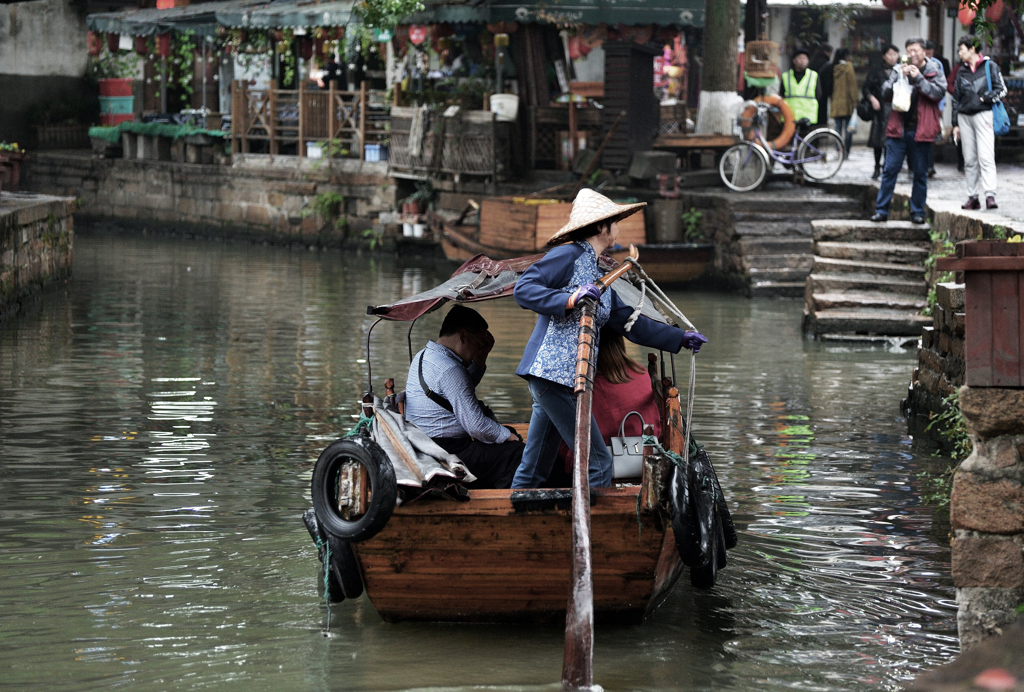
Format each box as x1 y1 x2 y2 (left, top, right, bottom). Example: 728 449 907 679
985 59 1010 136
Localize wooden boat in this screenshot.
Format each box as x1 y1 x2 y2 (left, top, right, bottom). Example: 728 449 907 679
430 196 714 285
309 253 721 624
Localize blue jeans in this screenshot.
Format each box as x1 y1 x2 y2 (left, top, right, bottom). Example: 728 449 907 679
875 131 932 217
511 376 614 489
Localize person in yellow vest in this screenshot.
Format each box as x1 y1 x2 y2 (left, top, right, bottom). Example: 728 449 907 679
780 48 823 131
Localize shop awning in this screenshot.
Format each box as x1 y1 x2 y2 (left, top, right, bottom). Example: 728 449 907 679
406 0 705 27
216 0 356 28
87 0 265 37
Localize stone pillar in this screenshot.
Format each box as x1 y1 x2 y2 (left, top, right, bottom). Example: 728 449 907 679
951 386 1024 651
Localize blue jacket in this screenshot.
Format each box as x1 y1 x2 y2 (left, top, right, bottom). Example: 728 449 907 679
513 241 686 387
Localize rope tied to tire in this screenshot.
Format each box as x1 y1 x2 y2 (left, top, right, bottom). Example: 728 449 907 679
314 534 333 634
344 415 374 439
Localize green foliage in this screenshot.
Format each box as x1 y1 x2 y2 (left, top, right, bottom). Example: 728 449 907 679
230 30 272 72
172 32 198 104
403 181 433 206
88 44 140 80
921 226 956 316
354 0 425 30
362 227 384 250
917 465 957 506
992 224 1008 240
682 207 703 242
927 391 973 461
307 191 346 220
0 142 23 152
276 29 297 87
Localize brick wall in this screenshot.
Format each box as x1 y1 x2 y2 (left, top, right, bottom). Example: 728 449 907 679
22 153 396 246
951 387 1024 650
0 193 76 321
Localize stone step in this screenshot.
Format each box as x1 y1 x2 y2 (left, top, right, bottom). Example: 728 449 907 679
815 241 931 265
748 267 813 286
807 272 929 296
738 236 815 255
729 195 862 216
806 308 933 337
751 281 807 298
734 220 813 237
809 291 928 312
811 255 925 278
744 253 814 270
811 218 931 242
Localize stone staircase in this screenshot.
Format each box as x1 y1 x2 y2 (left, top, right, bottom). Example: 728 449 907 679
803 219 933 338
728 189 864 297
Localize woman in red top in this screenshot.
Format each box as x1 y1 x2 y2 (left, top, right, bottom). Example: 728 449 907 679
552 328 661 484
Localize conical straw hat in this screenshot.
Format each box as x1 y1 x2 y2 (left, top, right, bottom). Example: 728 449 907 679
546 189 646 247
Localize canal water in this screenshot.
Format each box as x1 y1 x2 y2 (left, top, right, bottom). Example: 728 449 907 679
0 231 957 691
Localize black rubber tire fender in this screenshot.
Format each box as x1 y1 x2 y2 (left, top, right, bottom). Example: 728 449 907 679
311 436 397 543
326 534 364 600
302 508 345 603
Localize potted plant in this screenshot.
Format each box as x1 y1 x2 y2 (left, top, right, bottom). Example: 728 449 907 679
0 142 27 189
401 181 433 214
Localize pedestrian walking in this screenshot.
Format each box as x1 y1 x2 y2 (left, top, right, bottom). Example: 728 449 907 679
864 44 900 180
830 48 858 155
810 44 834 126
951 35 1007 210
870 38 947 225
781 48 823 129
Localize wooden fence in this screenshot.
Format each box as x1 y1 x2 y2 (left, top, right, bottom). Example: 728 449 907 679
231 81 388 159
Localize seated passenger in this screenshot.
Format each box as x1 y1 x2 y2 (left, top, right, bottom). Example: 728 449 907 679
404 305 524 489
554 328 663 483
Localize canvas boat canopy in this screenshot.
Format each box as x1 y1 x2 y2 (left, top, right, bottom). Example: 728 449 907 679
87 0 265 37
367 253 672 324
216 0 356 29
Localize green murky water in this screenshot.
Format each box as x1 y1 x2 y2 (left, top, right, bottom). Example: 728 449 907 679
0 231 956 691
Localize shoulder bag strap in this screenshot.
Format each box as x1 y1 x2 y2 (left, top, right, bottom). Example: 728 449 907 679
618 410 646 438
418 351 454 413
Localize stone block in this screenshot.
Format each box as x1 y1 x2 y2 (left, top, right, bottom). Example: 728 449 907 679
279 182 316 195
243 204 270 226
919 347 943 373
954 312 965 336
935 282 965 310
952 534 1024 588
951 471 1024 533
267 192 285 208
933 304 945 332
171 139 186 163
960 387 1024 438
956 586 1024 651
921 326 934 349
964 436 1023 472
938 330 952 356
951 335 965 360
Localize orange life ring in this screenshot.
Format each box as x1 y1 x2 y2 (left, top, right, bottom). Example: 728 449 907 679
738 94 795 150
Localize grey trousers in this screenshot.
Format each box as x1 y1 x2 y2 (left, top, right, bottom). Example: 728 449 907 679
960 109 997 198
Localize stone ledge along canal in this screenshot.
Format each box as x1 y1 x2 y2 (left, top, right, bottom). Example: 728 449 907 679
0 230 958 691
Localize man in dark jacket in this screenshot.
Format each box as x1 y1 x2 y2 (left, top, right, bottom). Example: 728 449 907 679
870 38 948 224
951 35 1007 209
810 44 834 126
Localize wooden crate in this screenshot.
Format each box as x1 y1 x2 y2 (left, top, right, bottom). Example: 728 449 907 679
534 201 646 250
937 240 1024 387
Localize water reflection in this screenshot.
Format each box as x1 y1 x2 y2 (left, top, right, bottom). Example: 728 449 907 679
0 232 956 691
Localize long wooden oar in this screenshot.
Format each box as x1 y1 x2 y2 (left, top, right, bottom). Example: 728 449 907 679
563 245 639 690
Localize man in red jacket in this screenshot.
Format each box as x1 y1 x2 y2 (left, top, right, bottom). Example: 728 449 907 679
870 37 948 225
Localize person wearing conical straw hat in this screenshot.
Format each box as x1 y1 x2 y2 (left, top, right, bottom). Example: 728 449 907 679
511 189 708 488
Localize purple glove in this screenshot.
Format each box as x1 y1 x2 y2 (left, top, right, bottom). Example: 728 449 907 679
566 283 602 310
681 330 708 353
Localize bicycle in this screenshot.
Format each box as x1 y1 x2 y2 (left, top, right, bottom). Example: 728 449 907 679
719 100 845 192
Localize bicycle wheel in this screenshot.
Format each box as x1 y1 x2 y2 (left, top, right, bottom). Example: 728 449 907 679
719 143 768 192
797 129 845 180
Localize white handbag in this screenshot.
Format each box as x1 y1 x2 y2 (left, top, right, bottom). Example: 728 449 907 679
610 411 649 479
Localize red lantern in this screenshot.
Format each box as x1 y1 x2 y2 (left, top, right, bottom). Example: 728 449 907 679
298 36 313 60
88 31 103 57
107 33 119 52
958 2 977 25
156 32 171 58
986 0 1006 21
135 35 148 55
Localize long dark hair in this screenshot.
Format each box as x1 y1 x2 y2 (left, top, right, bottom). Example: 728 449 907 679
596 328 645 385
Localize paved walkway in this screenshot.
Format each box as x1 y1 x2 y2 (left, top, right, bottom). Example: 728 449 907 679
829 145 1024 231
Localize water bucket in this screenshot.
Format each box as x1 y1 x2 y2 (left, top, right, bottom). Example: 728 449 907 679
403 223 414 237
490 94 519 122
412 223 426 238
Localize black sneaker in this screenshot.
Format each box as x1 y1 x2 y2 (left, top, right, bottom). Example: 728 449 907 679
911 214 926 224
870 212 888 222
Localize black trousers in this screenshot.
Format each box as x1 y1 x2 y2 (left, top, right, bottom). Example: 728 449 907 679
433 437 524 489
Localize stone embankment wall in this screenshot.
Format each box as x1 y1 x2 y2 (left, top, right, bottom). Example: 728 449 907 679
951 387 1024 650
903 282 965 452
0 193 76 321
23 153 395 246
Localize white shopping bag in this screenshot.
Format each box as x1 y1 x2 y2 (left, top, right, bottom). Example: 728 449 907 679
892 71 912 113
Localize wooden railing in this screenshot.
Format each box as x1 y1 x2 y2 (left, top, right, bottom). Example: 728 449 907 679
231 81 387 160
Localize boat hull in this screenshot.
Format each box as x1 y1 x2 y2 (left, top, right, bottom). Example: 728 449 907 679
609 243 714 285
352 487 681 624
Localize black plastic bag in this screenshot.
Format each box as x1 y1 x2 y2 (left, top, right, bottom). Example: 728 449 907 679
670 445 737 589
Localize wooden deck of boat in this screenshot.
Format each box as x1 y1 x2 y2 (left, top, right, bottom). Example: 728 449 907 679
353 487 678 624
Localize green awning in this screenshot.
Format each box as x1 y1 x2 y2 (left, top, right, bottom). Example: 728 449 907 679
87 0 265 37
216 0 355 28
406 0 705 26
